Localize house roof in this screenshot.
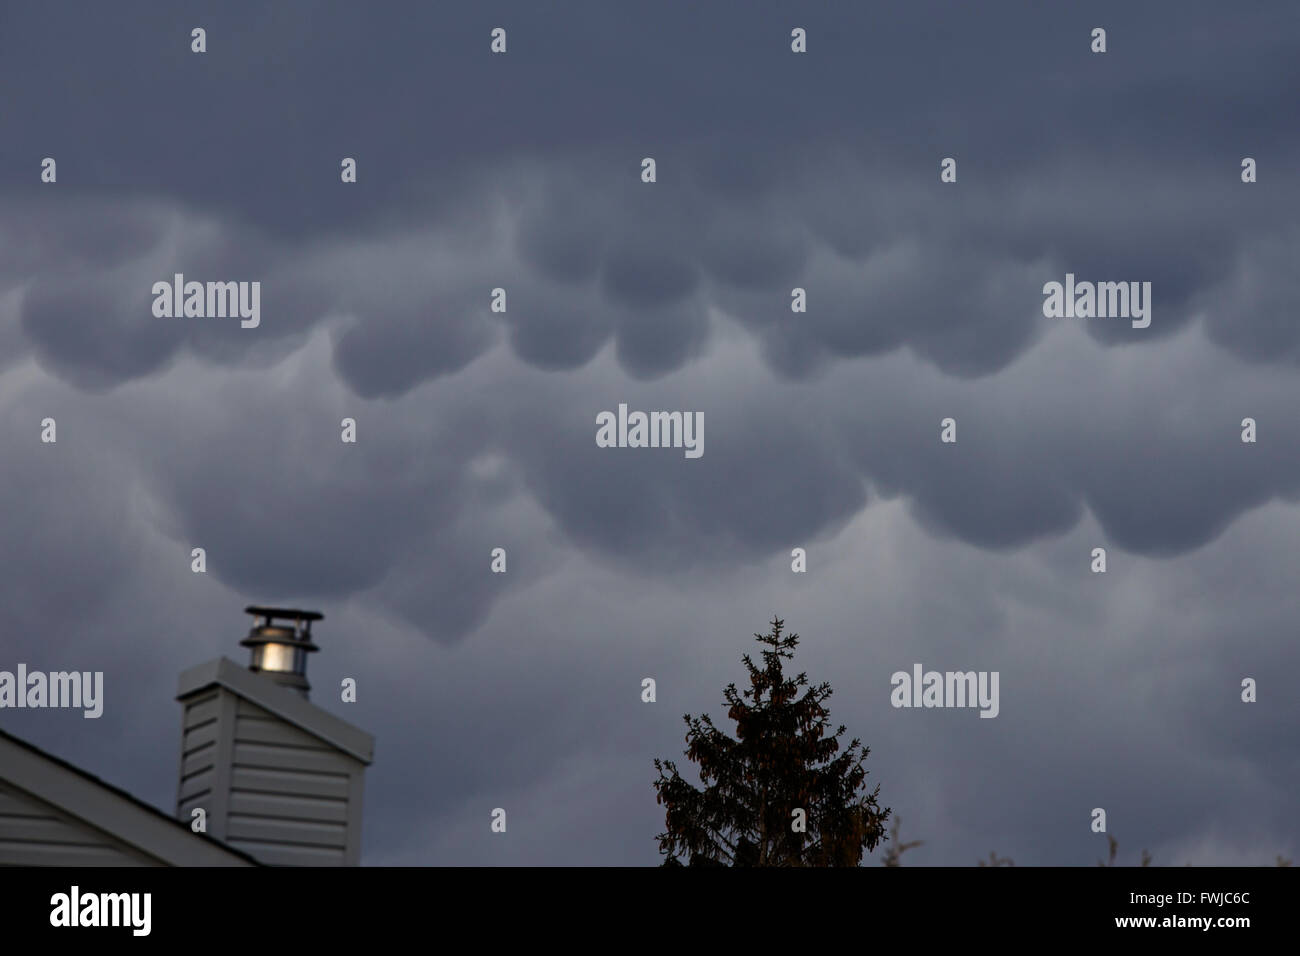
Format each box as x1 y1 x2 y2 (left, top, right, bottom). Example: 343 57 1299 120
0 727 258 866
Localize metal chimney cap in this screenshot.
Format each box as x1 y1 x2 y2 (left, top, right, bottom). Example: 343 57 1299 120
244 606 323 624
240 607 323 698
242 608 321 651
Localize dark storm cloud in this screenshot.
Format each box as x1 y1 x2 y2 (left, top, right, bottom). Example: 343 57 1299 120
4 0 1296 236
503 146 1299 384
0 390 139 640
22 271 187 390
500 273 612 371
325 308 1290 587
1 0 1296 589
6 199 334 388
505 374 868 567
1202 229 1300 364
8 186 1300 595
11 150 1296 401
513 173 607 286
330 290 499 400
4 195 502 393
828 333 1300 556
698 210 809 293
3 0 1299 869
601 246 699 311
118 364 527 636
6 0 1298 394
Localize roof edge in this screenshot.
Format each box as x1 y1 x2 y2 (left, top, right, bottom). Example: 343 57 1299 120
0 728 258 866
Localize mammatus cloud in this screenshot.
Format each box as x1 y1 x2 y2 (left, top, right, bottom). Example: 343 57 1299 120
1 0 1297 868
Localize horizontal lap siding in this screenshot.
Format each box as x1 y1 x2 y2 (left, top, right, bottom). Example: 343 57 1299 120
228 791 347 823
0 781 161 867
231 766 349 800
225 815 346 847
179 691 221 788
183 692 221 730
177 767 214 803
223 840 344 866
227 700 357 866
230 742 352 774
0 842 158 867
183 719 220 755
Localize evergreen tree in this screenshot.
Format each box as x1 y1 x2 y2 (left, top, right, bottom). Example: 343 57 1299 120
653 617 890 866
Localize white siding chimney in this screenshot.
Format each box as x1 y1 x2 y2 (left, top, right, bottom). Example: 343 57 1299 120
175 608 374 866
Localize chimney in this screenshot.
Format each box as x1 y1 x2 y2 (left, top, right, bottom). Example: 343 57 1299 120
174 607 374 866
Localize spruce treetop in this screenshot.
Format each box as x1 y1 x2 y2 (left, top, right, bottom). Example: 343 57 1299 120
653 617 890 866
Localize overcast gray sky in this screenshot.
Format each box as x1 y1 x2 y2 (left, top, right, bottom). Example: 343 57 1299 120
1 0 1297 865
